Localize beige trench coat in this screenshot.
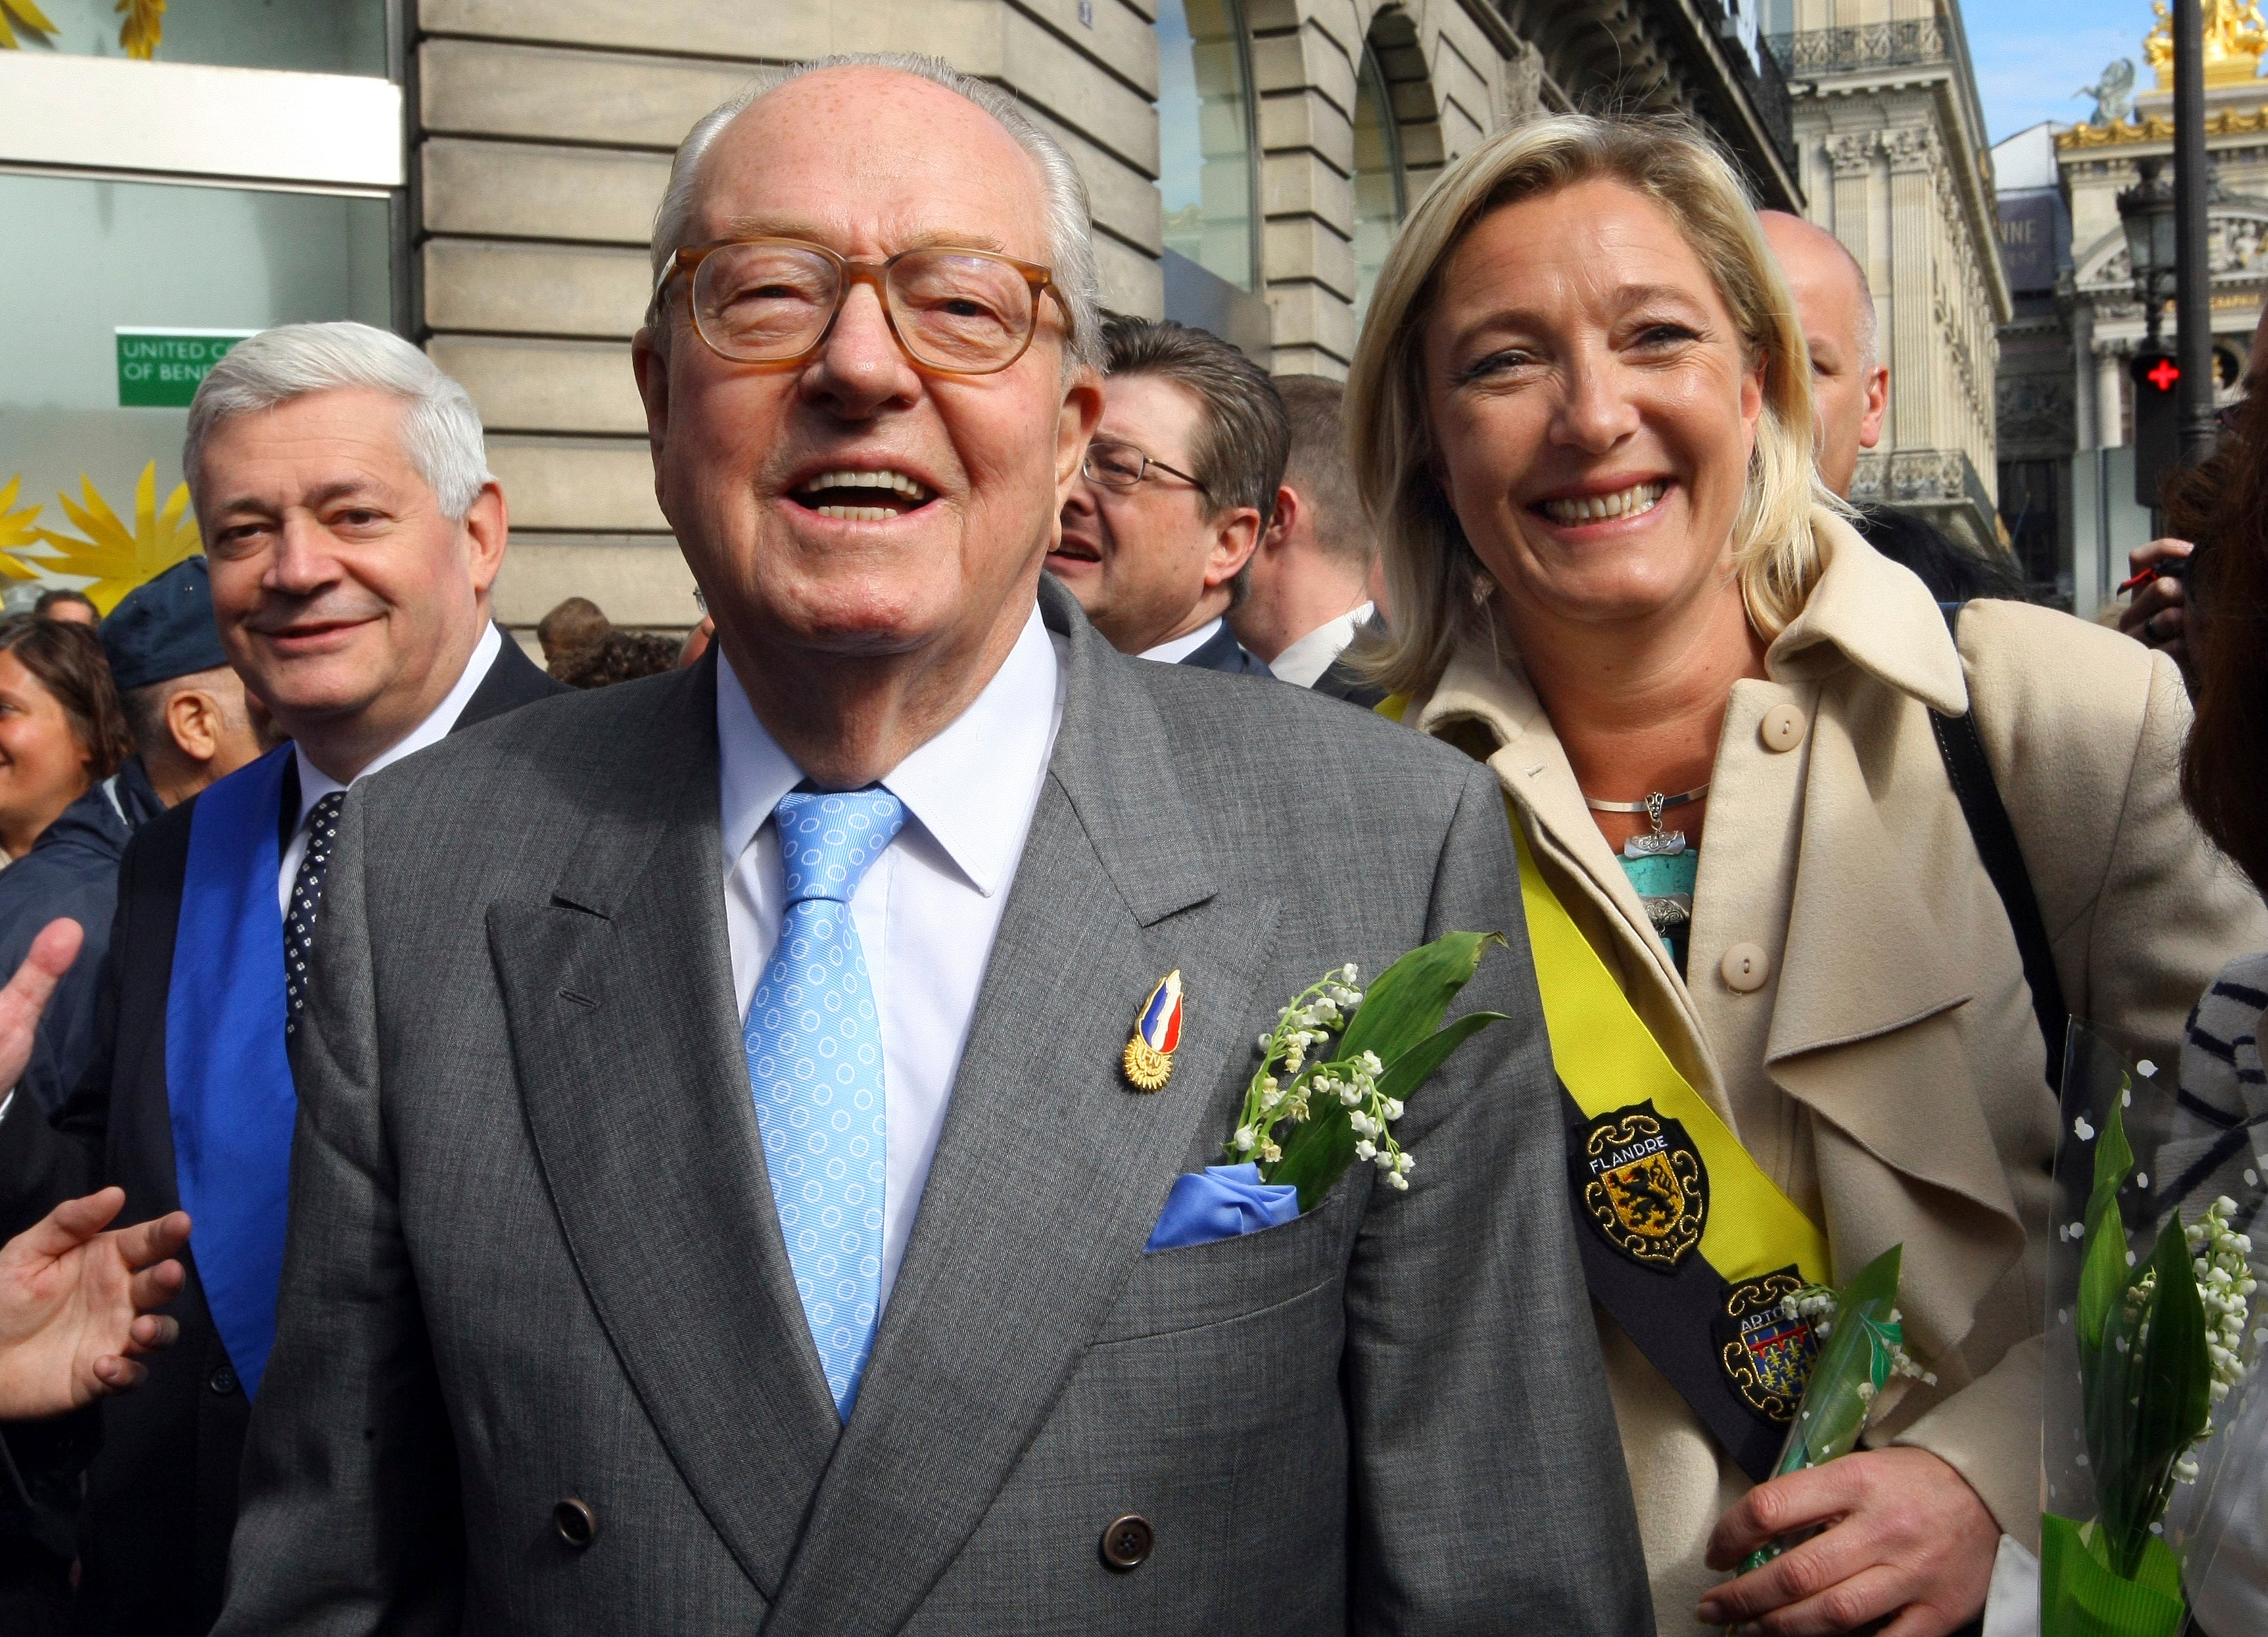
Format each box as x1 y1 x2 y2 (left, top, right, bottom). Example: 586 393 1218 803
1402 511 2268 1630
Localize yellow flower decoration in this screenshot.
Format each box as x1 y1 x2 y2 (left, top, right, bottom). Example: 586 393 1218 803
116 0 162 60
35 463 202 613
0 0 58 51
0 476 46 582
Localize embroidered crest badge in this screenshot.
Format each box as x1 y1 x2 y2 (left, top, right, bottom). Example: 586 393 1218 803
1578 1101 1709 1270
1123 970 1184 1091
1716 1268 1820 1423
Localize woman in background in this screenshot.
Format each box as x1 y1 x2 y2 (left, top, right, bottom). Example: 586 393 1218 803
2163 325 2268 1637
0 617 130 863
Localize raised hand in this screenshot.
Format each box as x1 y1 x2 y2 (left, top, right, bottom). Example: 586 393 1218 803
0 1187 191 1420
0 918 83 1106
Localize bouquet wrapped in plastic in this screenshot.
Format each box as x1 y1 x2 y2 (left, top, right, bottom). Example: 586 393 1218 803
1738 1243 1931 1572
2041 1026 2267 1637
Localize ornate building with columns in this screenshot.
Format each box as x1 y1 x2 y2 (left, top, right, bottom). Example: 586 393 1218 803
2058 5 2268 478
1974 1 2268 615
0 1 1798 642
1763 1 2007 552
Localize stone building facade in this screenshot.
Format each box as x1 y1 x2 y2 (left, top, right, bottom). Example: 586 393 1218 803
1764 1 2008 552
2058 10 2268 477
0 1 1799 642
1975 2 2268 615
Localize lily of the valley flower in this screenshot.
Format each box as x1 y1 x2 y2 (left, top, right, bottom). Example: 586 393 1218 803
1230 962 1413 1191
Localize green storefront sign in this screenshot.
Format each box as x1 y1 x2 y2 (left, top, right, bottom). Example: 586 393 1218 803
116 329 255 409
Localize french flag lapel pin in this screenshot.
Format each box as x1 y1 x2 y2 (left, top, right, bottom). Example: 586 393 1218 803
1122 970 1184 1092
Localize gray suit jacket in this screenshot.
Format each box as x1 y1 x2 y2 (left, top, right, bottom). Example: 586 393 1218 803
218 582 1649 1635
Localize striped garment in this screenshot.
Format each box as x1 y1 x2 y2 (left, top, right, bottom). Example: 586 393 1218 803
2168 952 2268 1637
2155 953 2268 1226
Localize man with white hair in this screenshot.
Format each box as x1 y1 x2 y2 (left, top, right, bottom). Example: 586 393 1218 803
0 321 562 1636
213 55 1645 1634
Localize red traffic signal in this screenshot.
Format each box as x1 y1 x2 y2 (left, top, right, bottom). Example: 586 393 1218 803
2132 351 2181 394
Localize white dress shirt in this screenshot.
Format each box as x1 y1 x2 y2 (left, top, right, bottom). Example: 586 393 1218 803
718 604 1065 1312
1136 616 1222 665
278 622 502 911
1267 600 1373 690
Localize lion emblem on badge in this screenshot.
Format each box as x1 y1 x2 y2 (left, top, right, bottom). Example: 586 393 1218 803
1716 1269 1820 1423
1579 1103 1708 1270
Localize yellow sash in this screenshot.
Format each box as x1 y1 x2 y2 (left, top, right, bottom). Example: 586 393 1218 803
1508 817 1830 1287
1382 695 1829 1287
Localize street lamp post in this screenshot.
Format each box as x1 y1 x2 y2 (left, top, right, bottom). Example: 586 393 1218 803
2119 160 2182 523
2119 159 2179 348
2173 0 2216 465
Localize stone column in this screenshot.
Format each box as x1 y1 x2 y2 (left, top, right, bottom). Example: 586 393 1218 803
2096 346 2125 449
1884 128 1941 456
1824 132 1874 273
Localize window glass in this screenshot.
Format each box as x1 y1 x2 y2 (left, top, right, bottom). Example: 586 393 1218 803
0 175 391 581
1352 46 1407 323
4 0 387 76
1157 0 1258 293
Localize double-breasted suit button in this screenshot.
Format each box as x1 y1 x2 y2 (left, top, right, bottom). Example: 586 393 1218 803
552 1498 599 1550
1099 1513 1153 1571
207 1364 238 1396
1720 942 1770 993
1760 703 1808 753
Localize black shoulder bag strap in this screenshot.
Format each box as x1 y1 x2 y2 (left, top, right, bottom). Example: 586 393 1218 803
1929 602 2069 1093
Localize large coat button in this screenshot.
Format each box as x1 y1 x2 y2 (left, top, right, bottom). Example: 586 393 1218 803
207 1364 239 1396
1760 703 1808 753
1099 1513 1153 1571
553 1498 599 1550
1720 942 1771 993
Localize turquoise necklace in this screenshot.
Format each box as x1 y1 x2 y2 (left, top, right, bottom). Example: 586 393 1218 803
1585 782 1708 964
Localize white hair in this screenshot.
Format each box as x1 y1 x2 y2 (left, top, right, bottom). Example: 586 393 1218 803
648 53 1102 374
183 321 493 520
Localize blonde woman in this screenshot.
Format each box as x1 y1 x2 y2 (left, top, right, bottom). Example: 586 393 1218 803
1350 114 2267 1635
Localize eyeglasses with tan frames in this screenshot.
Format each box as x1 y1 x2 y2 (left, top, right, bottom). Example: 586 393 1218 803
655 237 1073 376
1080 436 1210 496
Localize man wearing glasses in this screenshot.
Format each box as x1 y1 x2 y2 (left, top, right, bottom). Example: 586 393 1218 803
1052 316 1277 675
214 54 1646 1635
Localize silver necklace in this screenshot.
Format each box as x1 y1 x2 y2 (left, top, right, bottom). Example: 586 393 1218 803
1582 782 1710 858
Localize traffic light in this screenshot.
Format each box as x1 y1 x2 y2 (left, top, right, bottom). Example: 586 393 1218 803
2131 348 2181 508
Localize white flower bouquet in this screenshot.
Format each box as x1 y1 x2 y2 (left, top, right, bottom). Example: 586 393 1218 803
2042 1028 2265 1637
1737 1243 1933 1573
1146 933 1510 1252
1226 932 1510 1213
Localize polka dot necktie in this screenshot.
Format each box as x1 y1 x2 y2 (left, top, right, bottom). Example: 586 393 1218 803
283 790 348 1038
745 787 905 1420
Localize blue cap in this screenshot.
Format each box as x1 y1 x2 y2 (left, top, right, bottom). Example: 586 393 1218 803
101 557 228 693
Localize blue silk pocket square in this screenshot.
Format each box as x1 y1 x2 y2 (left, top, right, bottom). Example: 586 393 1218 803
1144 1162 1301 1252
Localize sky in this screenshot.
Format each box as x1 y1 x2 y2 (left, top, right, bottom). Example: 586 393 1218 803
1965 0 2166 145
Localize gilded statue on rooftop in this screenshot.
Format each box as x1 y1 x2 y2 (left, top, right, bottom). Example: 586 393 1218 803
2146 0 2268 87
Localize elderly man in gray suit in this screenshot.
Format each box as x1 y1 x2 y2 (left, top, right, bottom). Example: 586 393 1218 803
216 55 1647 1634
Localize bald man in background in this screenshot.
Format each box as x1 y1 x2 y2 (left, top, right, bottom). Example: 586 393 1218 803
1760 210 2028 603
1759 211 1886 498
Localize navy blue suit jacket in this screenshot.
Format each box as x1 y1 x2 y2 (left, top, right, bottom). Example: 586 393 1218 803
0 632 564 1636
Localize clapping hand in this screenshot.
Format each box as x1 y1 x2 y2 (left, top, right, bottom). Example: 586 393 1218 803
0 1188 191 1420
0 918 82 1099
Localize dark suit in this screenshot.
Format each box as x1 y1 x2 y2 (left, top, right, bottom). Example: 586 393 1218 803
0 631 561 1637
1312 659 1386 711
1175 621 1272 677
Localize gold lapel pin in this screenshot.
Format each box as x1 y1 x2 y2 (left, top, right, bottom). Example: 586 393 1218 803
1123 970 1184 1092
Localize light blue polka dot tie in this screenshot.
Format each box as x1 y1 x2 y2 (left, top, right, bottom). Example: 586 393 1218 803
745 787 905 1420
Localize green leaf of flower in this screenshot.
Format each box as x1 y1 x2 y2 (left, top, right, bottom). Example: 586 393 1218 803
1333 931 1504 1070
2077 1093 2136 1356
